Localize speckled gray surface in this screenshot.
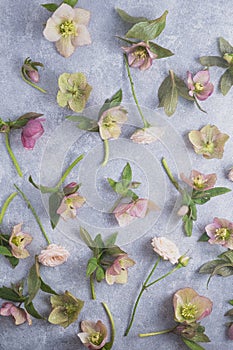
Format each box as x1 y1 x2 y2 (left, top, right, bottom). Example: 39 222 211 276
0 1 233 349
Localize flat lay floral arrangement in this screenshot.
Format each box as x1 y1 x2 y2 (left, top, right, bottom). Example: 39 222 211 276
0 1 233 349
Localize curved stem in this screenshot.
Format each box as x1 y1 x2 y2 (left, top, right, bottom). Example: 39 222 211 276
0 192 18 224
5 133 23 177
102 302 115 349
124 257 161 336
21 68 47 94
56 154 84 188
193 95 207 114
90 274 96 300
102 139 109 167
110 195 123 212
14 184 51 245
161 158 181 192
139 327 175 338
124 54 150 128
145 265 181 289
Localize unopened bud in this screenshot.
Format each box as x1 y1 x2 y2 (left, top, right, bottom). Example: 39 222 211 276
27 70 39 83
178 255 190 267
177 205 189 216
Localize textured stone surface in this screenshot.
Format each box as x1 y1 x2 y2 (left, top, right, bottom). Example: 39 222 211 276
0 0 233 349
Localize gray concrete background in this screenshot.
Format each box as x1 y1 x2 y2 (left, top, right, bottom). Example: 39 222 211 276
0 0 233 349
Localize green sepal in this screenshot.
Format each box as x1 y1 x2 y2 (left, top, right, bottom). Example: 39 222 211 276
198 232 209 242
199 55 229 68
115 8 147 24
148 41 174 59
96 266 105 282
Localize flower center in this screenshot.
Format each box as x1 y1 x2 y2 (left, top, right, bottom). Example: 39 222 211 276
89 332 103 345
194 82 204 92
11 235 25 247
215 227 231 241
133 47 148 59
103 115 116 128
192 175 206 189
65 198 75 210
181 303 198 320
59 20 76 38
203 141 214 154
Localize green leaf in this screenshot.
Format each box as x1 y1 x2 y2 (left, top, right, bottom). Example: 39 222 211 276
218 251 233 263
13 113 44 129
214 265 233 277
96 266 105 282
24 301 44 319
41 3 59 12
66 115 99 132
183 215 193 236
63 0 78 7
199 55 229 68
115 8 147 24
125 189 138 201
115 182 126 195
182 338 205 350
199 259 226 274
40 278 58 295
0 286 26 302
6 256 19 268
98 89 122 117
220 69 233 96
49 192 62 229
79 227 95 250
86 258 98 276
122 162 132 187
219 37 233 55
190 203 197 220
94 234 104 249
229 300 233 306
149 41 174 59
191 333 210 343
125 10 168 41
27 260 41 305
225 308 233 317
107 178 117 191
105 246 125 256
202 187 231 198
104 232 118 248
0 246 12 257
158 71 178 116
174 75 194 101
198 232 209 242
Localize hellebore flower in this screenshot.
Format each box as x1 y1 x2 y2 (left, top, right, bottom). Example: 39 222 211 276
130 126 163 144
63 182 80 195
173 288 213 324
57 72 92 113
187 70 214 101
9 223 32 259
21 118 45 150
98 106 128 140
113 198 148 227
205 217 233 249
0 302 32 326
37 244 70 267
77 320 108 349
105 254 135 285
188 124 229 159
57 193 86 221
122 42 157 71
43 4 91 58
48 291 84 328
180 170 217 191
151 237 180 264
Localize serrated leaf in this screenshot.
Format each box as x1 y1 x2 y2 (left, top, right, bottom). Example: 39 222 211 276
79 227 95 250
116 8 148 23
96 266 105 282
199 259 226 274
63 0 78 7
49 192 62 229
148 41 174 59
220 69 233 95
104 232 118 248
24 300 44 319
0 286 26 302
66 115 99 132
199 55 229 68
198 232 209 242
40 278 58 295
86 258 98 276
125 10 168 41
27 260 41 305
122 162 132 187
41 3 58 12
174 75 194 101
182 338 205 350
0 246 12 257
219 37 233 55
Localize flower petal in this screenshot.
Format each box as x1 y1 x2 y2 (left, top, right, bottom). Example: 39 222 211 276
55 37 75 58
74 8 90 26
72 25 91 47
52 3 74 23
43 18 61 42
193 70 210 85
196 82 214 101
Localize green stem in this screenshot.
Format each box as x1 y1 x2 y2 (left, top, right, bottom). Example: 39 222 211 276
0 234 9 243
90 274 96 300
102 139 109 167
193 95 207 114
124 54 150 128
14 184 51 245
5 133 23 177
139 327 175 338
21 68 47 94
110 195 123 212
124 257 161 336
0 192 17 224
145 264 181 288
161 158 181 193
56 154 84 188
102 302 115 349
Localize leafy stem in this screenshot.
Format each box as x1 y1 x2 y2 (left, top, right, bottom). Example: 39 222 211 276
102 139 109 167
21 67 47 94
102 302 115 349
124 54 150 128
0 192 18 224
161 158 181 192
5 133 23 177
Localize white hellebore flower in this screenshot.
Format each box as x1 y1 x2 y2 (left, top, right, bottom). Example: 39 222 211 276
43 4 91 58
131 126 163 144
38 244 70 267
151 237 180 264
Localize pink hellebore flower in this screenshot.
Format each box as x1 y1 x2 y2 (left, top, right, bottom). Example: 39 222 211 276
38 244 70 267
0 302 32 326
173 288 213 324
113 198 148 227
130 126 163 144
105 254 135 285
78 320 108 349
43 4 91 58
205 217 233 249
21 118 45 150
9 223 32 259
57 193 86 221
98 106 128 140
151 237 180 264
187 70 214 101
180 170 217 191
122 42 157 71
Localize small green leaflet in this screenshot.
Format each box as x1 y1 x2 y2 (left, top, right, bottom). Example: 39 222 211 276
149 41 174 59
116 8 147 24
40 278 58 295
66 115 99 132
24 300 44 319
63 0 78 7
0 246 12 257
86 258 98 276
220 69 233 95
49 192 63 229
198 232 209 242
41 3 59 12
199 56 228 68
219 37 233 55
182 338 206 350
98 89 122 118
0 286 26 302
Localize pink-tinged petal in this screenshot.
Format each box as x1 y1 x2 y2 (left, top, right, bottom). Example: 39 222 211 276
43 18 61 42
77 331 89 345
121 46 134 54
128 199 148 218
193 70 210 85
196 82 214 101
55 37 75 58
72 25 91 47
115 211 135 227
119 255 135 269
228 324 233 340
192 295 213 321
81 320 99 334
21 119 45 150
205 223 219 239
0 303 14 316
73 8 90 26
187 71 194 90
10 306 30 325
188 130 204 149
52 3 74 23
139 57 153 71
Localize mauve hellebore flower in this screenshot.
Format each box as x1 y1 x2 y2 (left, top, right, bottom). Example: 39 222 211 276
21 118 45 150
0 302 32 326
105 254 135 285
43 4 91 58
57 193 86 221
122 42 157 71
181 170 217 191
187 70 214 100
205 217 233 249
78 320 108 349
9 223 32 259
173 288 213 324
113 198 148 227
